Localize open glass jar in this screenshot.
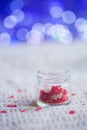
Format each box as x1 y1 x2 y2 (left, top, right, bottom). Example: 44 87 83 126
37 70 71 106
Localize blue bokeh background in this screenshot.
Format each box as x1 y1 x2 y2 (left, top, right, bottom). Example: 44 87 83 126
0 0 87 45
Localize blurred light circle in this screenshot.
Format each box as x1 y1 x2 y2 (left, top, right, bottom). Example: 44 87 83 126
26 29 44 44
32 23 43 32
47 25 55 35
75 18 87 40
77 23 87 32
47 24 73 43
50 6 63 18
77 24 87 39
10 0 24 11
80 32 87 40
0 33 11 46
4 15 17 29
75 18 86 30
62 11 76 24
43 23 53 34
12 9 25 22
16 28 28 41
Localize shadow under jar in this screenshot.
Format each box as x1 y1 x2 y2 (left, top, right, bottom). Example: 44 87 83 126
37 70 71 106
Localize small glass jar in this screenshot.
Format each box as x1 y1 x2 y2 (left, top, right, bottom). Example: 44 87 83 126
37 70 71 106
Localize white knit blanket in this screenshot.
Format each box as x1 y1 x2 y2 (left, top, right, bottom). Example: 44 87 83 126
0 43 87 130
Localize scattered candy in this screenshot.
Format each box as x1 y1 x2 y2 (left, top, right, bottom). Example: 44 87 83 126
36 106 42 111
1 110 7 114
21 109 27 112
69 110 76 115
40 86 70 104
9 95 15 98
71 93 76 96
84 92 87 95
17 89 22 93
63 89 68 95
7 104 17 107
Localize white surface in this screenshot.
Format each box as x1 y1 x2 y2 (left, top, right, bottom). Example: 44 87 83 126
0 43 87 130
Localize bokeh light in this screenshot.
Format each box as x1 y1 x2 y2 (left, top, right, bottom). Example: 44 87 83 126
32 23 43 32
47 24 73 43
26 29 44 44
4 15 17 29
75 18 86 30
50 6 63 18
43 23 53 34
0 33 11 46
80 31 87 40
0 0 87 44
12 9 25 23
16 28 28 41
62 11 76 24
10 0 24 11
75 18 87 40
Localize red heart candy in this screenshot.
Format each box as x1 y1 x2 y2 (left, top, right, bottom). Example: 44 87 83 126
63 89 68 95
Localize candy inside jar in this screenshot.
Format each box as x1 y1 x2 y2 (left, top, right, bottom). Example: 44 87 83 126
37 70 71 106
40 86 70 104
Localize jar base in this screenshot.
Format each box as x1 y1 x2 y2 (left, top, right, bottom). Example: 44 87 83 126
37 99 71 107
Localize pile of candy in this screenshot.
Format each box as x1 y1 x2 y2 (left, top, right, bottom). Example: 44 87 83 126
40 86 70 104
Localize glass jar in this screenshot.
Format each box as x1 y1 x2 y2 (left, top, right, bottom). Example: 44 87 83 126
37 70 71 106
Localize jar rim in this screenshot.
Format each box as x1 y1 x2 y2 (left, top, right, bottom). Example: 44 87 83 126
37 69 69 76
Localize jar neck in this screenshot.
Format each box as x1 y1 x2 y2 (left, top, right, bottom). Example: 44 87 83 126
37 70 70 87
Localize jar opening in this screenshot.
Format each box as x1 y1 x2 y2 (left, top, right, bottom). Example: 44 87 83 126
38 70 69 75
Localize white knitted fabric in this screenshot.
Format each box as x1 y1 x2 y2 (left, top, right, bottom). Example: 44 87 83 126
0 43 87 130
